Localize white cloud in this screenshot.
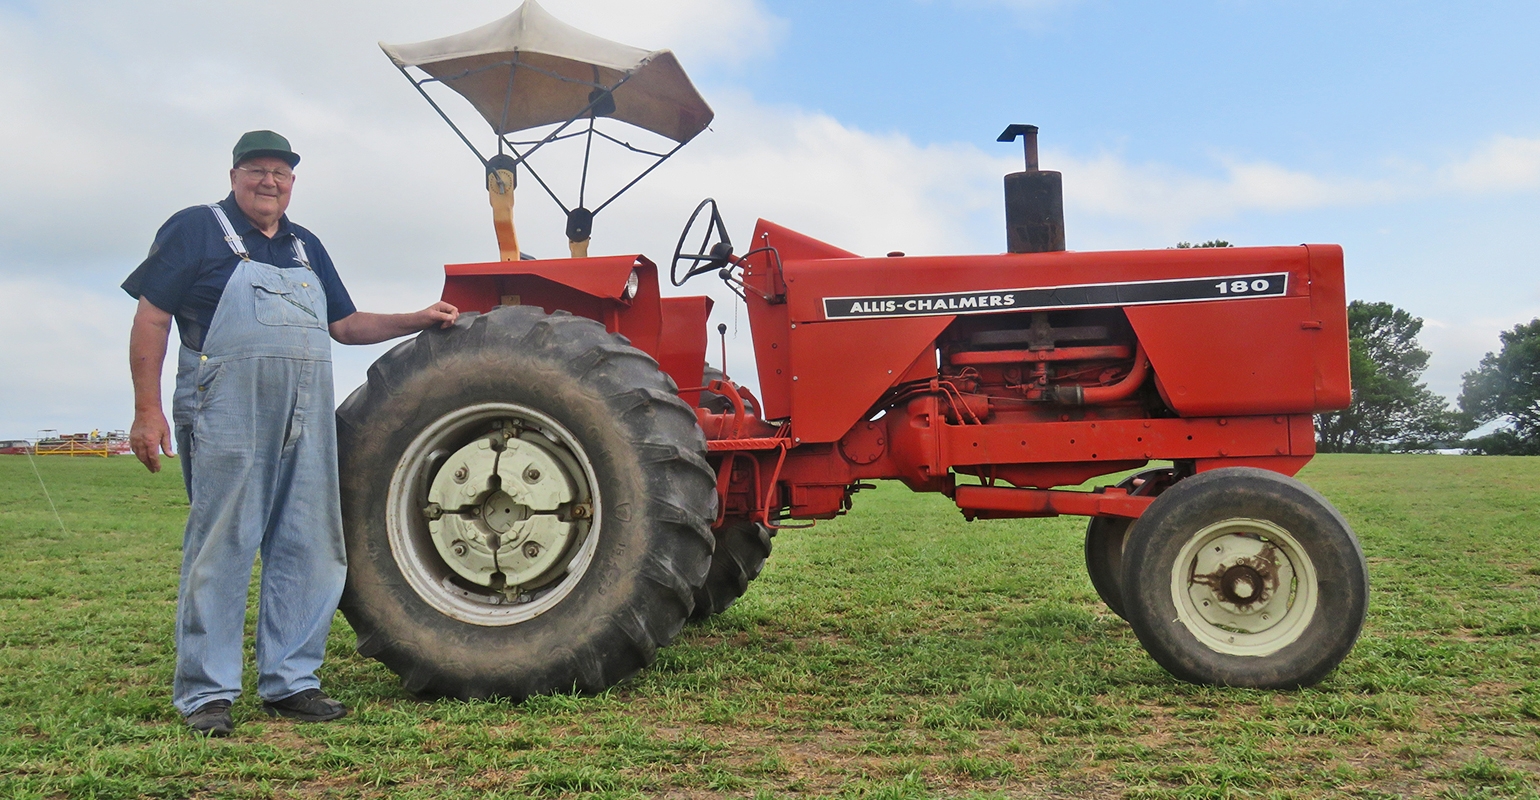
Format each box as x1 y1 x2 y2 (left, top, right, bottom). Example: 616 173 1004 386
647 94 1004 256
1 0 1537 436
535 0 787 68
1442 135 1540 193
1057 150 1400 245
0 280 143 436
0 0 783 266
1418 315 1540 403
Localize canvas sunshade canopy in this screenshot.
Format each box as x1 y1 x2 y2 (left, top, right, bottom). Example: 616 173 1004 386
379 0 714 144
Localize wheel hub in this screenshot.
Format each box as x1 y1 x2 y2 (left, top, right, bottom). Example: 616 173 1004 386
480 490 530 533
1219 564 1266 605
425 430 586 594
1186 532 1292 633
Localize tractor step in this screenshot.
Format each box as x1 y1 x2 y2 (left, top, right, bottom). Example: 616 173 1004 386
706 437 792 452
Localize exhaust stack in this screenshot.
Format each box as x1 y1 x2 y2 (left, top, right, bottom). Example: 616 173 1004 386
999 124 1065 254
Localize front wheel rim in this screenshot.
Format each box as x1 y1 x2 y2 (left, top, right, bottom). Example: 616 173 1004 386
1170 517 1318 656
386 402 602 626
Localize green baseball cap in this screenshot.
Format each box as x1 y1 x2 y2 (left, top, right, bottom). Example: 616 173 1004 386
232 130 300 168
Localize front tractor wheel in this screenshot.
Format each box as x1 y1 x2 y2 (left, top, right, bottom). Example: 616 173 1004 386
691 519 773 620
690 366 774 621
1084 467 1178 620
336 307 717 699
1119 468 1368 689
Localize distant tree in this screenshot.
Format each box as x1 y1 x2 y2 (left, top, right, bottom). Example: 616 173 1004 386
1174 240 1233 248
1458 319 1540 455
1316 301 1468 453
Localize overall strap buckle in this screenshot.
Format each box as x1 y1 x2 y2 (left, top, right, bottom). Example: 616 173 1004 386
206 204 251 261
291 236 312 271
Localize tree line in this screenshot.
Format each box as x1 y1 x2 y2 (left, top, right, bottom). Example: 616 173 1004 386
1174 240 1538 454
1316 303 1539 454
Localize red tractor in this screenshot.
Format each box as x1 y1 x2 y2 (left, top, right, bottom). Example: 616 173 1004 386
338 3 1367 698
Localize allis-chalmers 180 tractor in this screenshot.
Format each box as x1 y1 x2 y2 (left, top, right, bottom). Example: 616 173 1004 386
338 2 1368 699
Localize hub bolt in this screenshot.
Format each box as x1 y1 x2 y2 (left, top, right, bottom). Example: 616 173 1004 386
523 466 542 483
451 540 468 557
453 465 469 483
523 542 541 558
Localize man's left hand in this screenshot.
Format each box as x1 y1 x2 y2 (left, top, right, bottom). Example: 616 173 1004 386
418 301 459 330
330 302 461 345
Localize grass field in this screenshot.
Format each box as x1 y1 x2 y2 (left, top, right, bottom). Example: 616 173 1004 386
1 454 1538 799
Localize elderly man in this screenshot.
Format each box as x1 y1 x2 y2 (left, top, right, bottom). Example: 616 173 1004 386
124 130 458 737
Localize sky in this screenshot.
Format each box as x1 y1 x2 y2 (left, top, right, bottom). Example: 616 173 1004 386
1 0 1537 438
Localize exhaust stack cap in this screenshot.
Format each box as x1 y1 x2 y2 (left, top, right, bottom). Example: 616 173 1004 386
998 124 1040 171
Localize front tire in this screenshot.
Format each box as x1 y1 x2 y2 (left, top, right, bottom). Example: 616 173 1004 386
1084 468 1177 619
691 519 773 620
1119 468 1368 689
691 366 774 621
336 307 717 699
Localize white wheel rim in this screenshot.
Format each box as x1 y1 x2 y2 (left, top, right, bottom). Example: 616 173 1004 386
1170 517 1318 656
386 402 602 626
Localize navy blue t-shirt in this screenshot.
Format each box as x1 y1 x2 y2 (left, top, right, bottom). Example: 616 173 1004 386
122 194 357 351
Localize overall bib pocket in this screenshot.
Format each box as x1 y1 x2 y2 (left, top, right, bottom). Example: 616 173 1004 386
252 274 323 329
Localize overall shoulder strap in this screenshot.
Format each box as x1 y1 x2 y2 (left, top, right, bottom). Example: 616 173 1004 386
291 235 312 270
205 204 250 260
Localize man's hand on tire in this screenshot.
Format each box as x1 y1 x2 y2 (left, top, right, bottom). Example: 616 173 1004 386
418 301 460 330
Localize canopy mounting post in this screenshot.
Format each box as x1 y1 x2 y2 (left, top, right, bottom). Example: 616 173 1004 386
486 154 520 261
566 207 593 258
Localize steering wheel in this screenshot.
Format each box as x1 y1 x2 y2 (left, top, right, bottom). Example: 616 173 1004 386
671 198 735 287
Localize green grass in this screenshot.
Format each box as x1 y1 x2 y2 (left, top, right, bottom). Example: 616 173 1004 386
2 454 1538 798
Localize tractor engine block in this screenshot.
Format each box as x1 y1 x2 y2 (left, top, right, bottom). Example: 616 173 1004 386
937 308 1153 424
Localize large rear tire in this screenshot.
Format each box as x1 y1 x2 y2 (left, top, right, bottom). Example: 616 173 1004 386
1119 468 1368 689
336 307 717 699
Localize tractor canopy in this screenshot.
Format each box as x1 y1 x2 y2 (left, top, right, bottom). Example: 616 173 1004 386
379 0 713 143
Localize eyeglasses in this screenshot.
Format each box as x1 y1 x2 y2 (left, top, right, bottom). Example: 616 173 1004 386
236 166 295 184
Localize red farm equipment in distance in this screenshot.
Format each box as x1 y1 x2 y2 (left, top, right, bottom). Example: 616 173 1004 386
337 2 1367 700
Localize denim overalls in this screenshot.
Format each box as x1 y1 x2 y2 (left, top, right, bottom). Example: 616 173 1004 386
169 204 347 714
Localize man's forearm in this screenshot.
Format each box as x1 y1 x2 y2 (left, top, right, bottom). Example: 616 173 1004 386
330 303 458 345
128 297 176 472
130 300 172 413
331 312 424 345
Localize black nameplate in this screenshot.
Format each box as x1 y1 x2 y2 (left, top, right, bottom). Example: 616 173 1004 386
822 273 1290 320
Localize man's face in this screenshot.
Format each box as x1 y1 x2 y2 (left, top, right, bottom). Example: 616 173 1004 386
229 155 294 223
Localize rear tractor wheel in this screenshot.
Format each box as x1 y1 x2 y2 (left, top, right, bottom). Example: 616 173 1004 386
336 306 717 699
1119 468 1368 689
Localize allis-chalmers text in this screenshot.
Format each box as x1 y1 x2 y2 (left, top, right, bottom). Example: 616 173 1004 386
822 273 1289 320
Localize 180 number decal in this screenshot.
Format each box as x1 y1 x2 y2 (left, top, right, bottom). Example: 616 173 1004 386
1216 279 1272 294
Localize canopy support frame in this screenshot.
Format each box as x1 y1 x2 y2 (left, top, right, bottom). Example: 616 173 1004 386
395 55 692 237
